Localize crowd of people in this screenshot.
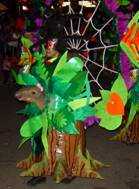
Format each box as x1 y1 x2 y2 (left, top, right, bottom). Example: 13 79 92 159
0 12 20 85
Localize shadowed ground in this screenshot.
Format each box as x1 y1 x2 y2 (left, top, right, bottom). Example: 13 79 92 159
0 85 139 189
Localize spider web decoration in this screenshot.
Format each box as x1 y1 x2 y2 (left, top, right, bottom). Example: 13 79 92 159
63 0 119 91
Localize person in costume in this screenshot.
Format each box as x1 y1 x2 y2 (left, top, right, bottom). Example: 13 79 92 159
14 0 133 186
14 33 106 185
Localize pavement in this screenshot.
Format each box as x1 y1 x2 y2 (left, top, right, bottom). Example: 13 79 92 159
0 84 139 189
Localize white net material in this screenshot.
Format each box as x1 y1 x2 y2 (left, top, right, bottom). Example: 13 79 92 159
63 0 119 90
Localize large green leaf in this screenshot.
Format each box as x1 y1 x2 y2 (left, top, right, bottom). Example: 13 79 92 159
67 56 83 70
53 51 68 75
74 106 95 121
17 73 38 86
48 94 67 112
65 71 86 98
17 103 41 116
20 115 44 138
53 52 84 82
50 77 71 98
68 97 101 110
31 53 48 80
111 74 128 104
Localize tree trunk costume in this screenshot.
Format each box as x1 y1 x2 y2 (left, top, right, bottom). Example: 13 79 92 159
16 121 104 182
14 42 106 183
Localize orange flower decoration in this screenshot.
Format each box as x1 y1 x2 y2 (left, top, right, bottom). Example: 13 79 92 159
106 92 124 116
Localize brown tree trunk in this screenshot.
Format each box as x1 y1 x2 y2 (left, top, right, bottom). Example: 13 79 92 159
17 122 106 183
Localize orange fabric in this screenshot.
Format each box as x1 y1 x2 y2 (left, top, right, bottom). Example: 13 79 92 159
106 92 124 116
122 23 139 61
19 47 35 66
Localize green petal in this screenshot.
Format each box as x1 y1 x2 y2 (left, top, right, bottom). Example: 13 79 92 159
111 74 128 104
99 113 122 131
95 90 110 117
100 90 110 103
95 101 106 117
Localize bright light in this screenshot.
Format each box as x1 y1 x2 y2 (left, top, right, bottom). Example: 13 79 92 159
78 1 96 7
62 1 96 7
22 5 29 11
62 2 70 7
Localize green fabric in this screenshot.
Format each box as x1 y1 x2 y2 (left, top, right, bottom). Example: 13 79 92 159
130 79 139 104
64 71 86 98
17 73 38 86
125 102 137 128
21 36 33 48
95 74 128 130
15 51 107 153
20 114 44 138
111 74 128 104
53 51 68 75
41 112 49 156
128 11 139 28
18 137 30 149
17 103 41 116
120 11 139 68
53 108 79 134
74 106 95 121
50 77 71 98
68 97 101 110
53 51 84 82
117 0 130 5
32 52 48 80
120 42 139 68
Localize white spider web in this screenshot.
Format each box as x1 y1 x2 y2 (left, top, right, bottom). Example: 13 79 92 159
63 0 119 90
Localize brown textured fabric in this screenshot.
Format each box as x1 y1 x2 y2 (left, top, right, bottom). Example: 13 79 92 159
17 122 104 182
